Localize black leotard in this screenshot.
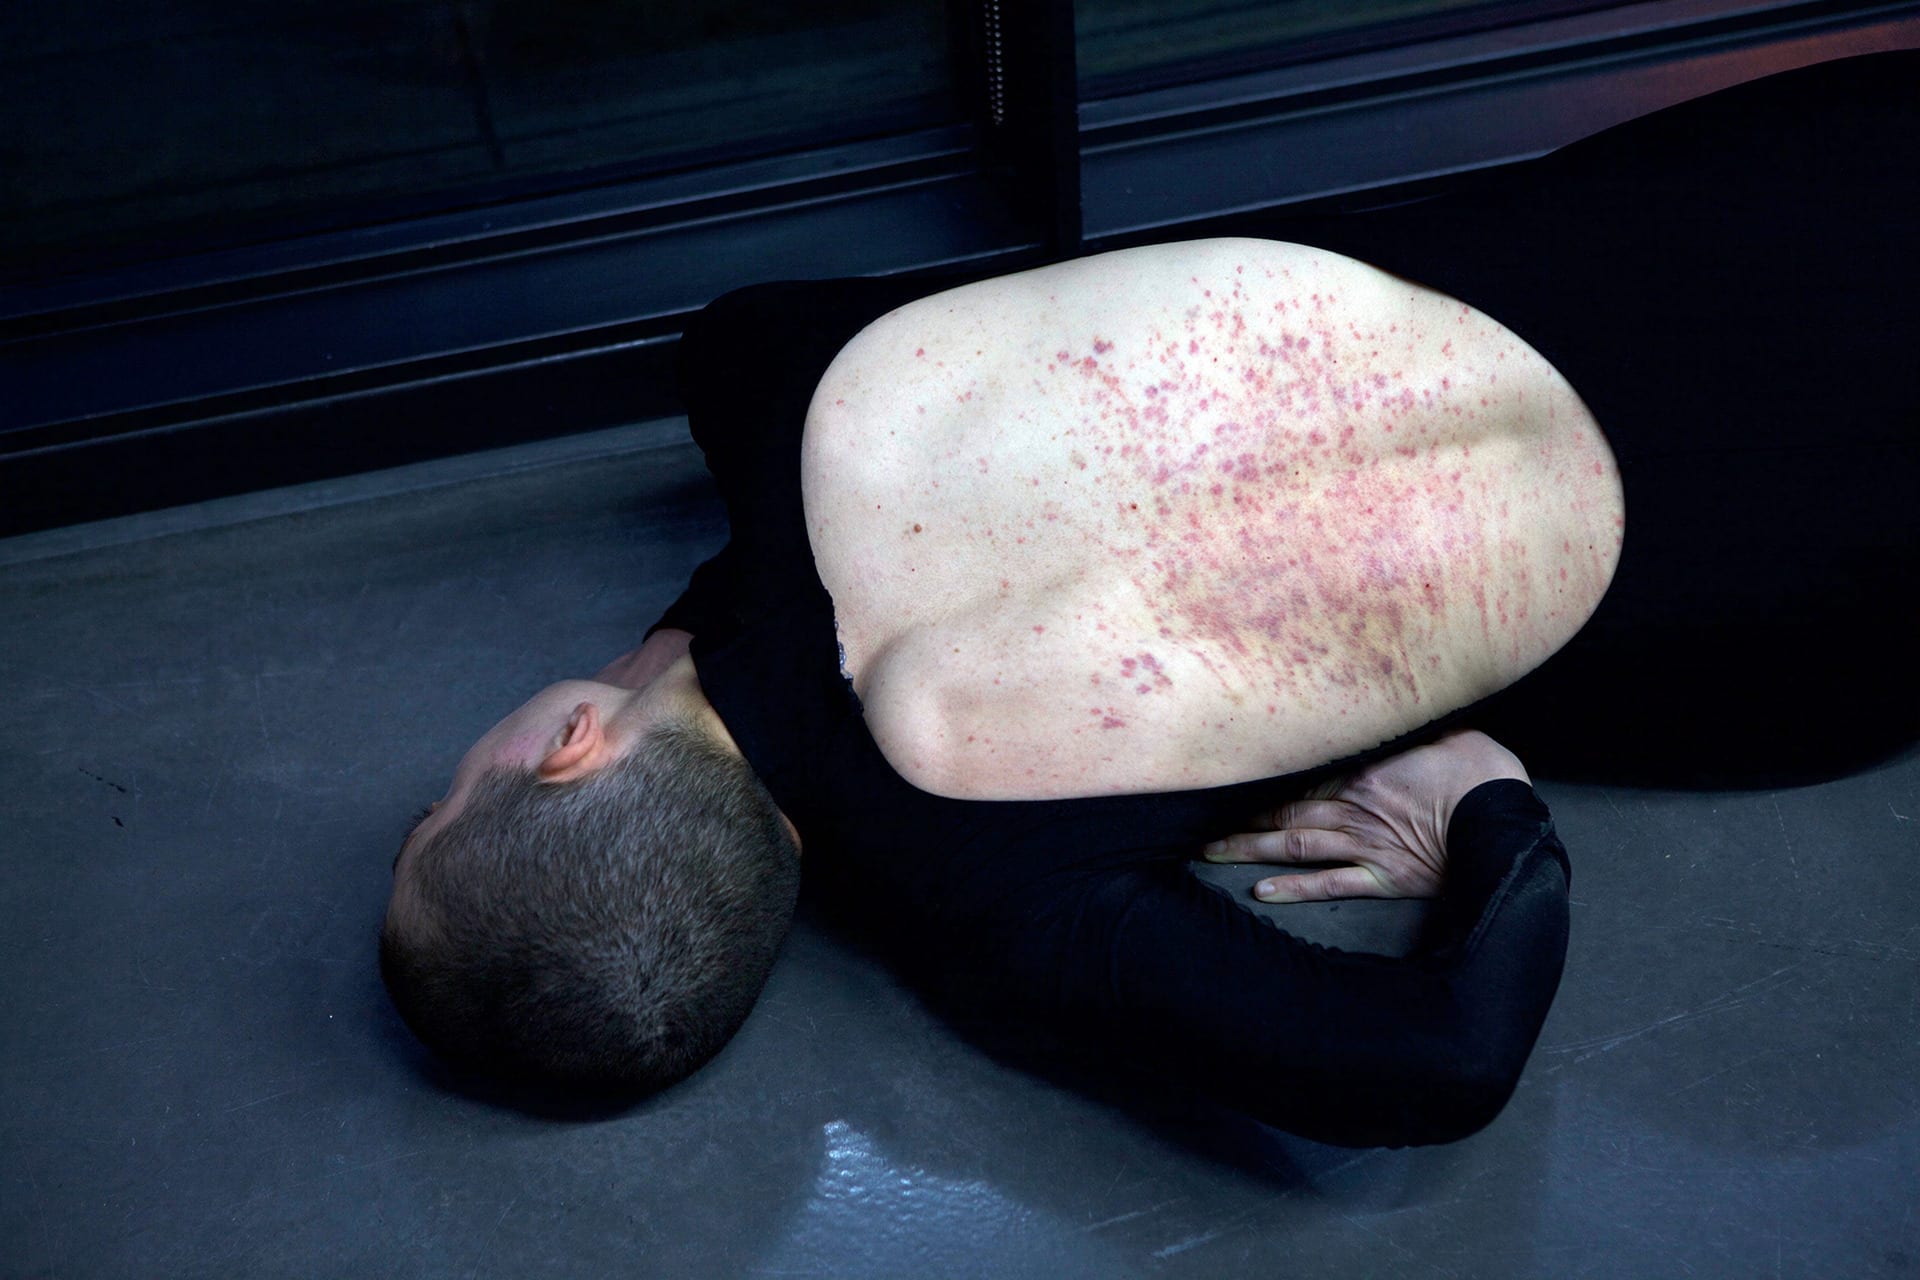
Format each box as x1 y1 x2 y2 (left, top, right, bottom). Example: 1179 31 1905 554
654 51 1918 1147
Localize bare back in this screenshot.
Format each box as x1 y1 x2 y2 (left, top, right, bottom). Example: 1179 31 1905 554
801 239 1624 800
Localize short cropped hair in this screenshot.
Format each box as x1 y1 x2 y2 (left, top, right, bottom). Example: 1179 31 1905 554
380 717 800 1094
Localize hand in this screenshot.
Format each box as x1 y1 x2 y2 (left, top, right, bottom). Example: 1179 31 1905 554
1200 729 1530 903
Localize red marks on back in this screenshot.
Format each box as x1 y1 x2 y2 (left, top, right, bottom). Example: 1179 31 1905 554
987 260 1592 738
1116 651 1173 695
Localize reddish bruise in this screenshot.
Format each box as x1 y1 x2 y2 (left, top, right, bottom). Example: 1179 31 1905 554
874 254 1620 753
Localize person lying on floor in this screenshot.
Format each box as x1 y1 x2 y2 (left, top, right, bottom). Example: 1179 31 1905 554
379 52 1918 1148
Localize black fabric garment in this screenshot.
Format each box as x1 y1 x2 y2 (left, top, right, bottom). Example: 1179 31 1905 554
671 274 1570 1147
658 51 1917 1146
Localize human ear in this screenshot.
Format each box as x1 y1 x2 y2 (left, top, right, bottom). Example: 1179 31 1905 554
537 701 611 781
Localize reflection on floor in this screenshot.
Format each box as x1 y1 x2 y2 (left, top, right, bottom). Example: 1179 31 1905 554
2 421 1915 1277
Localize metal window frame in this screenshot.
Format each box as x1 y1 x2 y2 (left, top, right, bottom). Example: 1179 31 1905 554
1081 0 1920 243
1 0 1911 536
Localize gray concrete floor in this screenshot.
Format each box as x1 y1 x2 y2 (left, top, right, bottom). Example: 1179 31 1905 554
3 421 1916 1278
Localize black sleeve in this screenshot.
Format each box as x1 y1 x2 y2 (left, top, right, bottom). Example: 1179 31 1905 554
646 544 740 639
652 280 885 642
920 779 1570 1148
667 275 964 623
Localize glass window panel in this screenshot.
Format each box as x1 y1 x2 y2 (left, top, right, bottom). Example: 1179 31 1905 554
1077 0 1616 96
0 0 957 278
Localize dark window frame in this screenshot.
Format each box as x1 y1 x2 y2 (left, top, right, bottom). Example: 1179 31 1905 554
2 0 1913 536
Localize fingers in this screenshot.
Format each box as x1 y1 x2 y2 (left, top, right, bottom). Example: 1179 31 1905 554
1202 823 1361 866
1252 866 1384 903
1240 798 1353 834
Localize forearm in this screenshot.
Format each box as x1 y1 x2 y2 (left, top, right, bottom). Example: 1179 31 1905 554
931 781 1570 1147
645 542 740 641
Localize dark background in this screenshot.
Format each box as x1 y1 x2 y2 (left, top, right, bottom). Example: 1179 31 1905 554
2 4 1917 1277
4 0 1916 535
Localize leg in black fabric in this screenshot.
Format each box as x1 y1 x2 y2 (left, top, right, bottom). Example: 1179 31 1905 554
1486 53 1920 784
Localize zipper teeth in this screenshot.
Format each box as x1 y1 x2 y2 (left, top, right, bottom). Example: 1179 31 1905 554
984 0 1007 127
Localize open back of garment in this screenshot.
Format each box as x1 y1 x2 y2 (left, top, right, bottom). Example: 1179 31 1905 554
804 238 1624 802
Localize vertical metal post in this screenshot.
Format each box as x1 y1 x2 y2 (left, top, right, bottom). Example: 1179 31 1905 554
974 0 1082 260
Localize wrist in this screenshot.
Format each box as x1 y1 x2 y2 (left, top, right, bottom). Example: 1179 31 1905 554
1432 730 1530 850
